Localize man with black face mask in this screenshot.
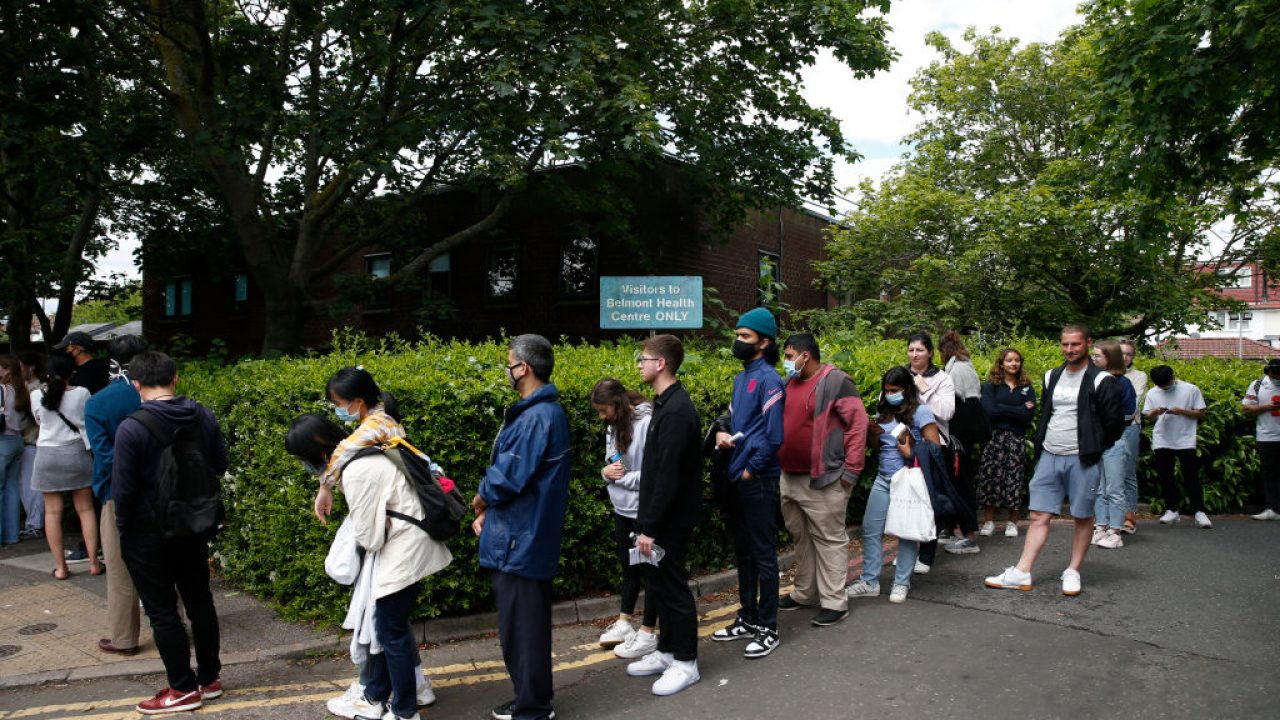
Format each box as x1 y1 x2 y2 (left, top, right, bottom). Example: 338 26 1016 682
711 307 785 659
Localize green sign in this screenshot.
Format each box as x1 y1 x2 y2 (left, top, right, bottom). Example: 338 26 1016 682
599 276 703 329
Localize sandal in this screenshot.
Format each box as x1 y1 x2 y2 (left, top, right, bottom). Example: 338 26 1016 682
52 567 71 580
90 562 106 576
1122 520 1137 535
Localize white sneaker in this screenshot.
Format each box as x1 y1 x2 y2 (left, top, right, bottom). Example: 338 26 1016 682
415 676 435 707
1159 509 1179 524
978 521 995 536
888 584 909 603
651 659 699 696
599 618 635 648
1061 568 1082 596
1194 511 1212 529
984 566 1032 591
1091 525 1105 545
381 710 419 720
1252 508 1280 520
914 561 931 575
1005 522 1019 538
327 687 382 720
845 580 879 598
626 650 673 677
614 628 658 659
1096 529 1124 549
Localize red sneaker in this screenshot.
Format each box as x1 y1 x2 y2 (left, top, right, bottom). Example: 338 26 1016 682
199 679 223 700
136 687 202 715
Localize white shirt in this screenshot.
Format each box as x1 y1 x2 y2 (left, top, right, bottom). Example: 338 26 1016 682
1143 381 1205 450
1043 368 1084 455
29 386 91 449
1125 368 1148 426
917 370 955 438
1244 375 1280 442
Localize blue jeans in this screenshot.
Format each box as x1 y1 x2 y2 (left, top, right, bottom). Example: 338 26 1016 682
363 582 421 718
730 473 780 631
1122 425 1141 513
0 435 23 545
1094 438 1129 528
860 472 918 588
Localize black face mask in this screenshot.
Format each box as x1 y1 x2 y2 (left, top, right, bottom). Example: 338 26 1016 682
732 339 759 362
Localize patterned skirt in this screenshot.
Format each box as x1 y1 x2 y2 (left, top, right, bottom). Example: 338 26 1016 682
977 428 1027 509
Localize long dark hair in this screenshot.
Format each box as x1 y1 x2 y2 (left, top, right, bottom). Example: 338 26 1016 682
41 353 75 411
326 366 401 422
590 378 648 454
285 413 349 468
0 355 31 417
877 365 922 426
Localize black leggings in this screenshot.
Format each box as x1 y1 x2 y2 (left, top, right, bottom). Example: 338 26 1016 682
1154 448 1205 513
613 513 658 627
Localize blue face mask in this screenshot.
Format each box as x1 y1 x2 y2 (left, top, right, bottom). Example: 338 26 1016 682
335 404 356 423
885 392 905 406
783 358 801 379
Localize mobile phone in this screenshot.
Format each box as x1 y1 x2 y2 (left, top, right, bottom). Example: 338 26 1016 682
607 451 623 464
728 431 745 443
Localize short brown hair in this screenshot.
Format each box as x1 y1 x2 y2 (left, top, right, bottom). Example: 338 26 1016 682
1062 323 1092 340
643 334 684 373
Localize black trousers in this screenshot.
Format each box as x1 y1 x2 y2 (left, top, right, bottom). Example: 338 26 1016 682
1154 448 1205 513
612 514 658 626
645 528 697 661
120 531 220 692
491 570 554 720
1258 441 1280 512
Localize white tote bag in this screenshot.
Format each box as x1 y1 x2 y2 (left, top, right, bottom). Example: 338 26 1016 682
884 464 937 543
324 516 362 585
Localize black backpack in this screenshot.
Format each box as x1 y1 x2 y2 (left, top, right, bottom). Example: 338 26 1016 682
352 437 466 542
127 408 224 539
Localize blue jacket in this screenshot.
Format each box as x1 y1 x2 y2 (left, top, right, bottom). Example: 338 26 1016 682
728 357 785 480
478 383 572 581
84 377 141 502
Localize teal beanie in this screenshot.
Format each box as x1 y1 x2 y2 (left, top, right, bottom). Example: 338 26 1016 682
736 307 778 339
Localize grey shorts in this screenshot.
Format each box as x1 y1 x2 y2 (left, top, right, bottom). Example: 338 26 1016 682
1028 452 1099 518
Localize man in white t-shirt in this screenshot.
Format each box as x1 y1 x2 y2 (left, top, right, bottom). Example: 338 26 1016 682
1143 365 1210 528
1242 359 1280 520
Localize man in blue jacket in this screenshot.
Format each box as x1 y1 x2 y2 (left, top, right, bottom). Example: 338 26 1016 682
84 336 147 658
712 307 785 658
472 334 571 720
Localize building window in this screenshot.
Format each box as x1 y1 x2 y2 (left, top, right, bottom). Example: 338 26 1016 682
758 250 781 305
164 278 192 317
364 253 392 308
560 236 598 297
486 244 518 300
1229 268 1253 289
233 273 249 304
1225 311 1253 330
426 252 451 297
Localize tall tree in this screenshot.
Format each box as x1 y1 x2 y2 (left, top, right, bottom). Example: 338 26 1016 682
91 0 895 354
819 28 1260 340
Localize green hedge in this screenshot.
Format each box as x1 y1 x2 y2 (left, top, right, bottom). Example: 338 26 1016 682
178 333 1266 624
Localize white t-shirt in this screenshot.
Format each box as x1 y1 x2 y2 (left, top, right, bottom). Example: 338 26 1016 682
1043 368 1085 455
1125 368 1148 426
1244 375 1280 443
1143 381 1205 450
29 386 92 449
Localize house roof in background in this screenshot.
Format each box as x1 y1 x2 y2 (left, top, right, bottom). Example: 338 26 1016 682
1158 337 1280 360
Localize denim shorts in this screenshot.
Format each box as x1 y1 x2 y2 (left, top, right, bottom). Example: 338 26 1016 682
1028 452 1100 518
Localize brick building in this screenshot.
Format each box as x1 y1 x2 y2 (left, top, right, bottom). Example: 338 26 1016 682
142 165 836 355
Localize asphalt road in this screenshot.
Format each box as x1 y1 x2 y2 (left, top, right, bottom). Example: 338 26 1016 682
3 517 1276 720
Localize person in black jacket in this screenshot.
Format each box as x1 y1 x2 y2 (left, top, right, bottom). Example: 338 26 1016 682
985 325 1123 598
626 334 703 697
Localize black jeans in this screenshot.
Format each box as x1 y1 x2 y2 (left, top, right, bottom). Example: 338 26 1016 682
1154 447 1205 513
612 513 658 625
1258 441 1280 512
492 570 554 720
362 582 421 718
645 527 697 661
729 473 779 631
120 531 220 692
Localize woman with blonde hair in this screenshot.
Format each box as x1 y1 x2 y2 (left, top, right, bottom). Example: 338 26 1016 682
978 349 1036 538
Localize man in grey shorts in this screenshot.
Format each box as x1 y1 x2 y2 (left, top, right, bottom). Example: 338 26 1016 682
985 324 1125 596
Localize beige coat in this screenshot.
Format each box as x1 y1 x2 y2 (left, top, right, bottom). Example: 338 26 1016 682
343 453 452 599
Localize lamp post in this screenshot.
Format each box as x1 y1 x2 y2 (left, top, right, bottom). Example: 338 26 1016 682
1234 310 1254 359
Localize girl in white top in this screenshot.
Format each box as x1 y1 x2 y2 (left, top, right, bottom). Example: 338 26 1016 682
29 353 99 579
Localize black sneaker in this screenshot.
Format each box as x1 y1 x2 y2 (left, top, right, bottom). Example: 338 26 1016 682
777 594 812 611
743 628 780 658
811 608 849 627
710 616 759 642
66 545 90 563
492 700 555 720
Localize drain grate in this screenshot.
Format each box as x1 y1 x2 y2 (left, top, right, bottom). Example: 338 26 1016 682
17 623 57 636
0 645 21 659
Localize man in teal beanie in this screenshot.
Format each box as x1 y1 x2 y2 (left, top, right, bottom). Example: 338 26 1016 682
711 306 785 658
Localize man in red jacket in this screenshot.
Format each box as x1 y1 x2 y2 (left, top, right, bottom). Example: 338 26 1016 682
777 333 868 626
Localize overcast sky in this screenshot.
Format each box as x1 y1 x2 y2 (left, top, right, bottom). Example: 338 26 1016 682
93 0 1084 284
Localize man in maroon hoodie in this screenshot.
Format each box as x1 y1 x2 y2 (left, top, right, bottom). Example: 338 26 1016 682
112 351 227 715
777 333 868 626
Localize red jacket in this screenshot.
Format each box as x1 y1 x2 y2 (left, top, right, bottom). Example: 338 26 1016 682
784 364 868 488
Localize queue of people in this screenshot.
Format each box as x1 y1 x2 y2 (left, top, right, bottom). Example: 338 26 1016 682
6 315 1280 720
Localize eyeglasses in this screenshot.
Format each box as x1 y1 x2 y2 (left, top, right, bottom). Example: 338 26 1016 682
636 356 661 365
505 362 525 371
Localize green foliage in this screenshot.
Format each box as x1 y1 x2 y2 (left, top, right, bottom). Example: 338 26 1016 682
71 284 143 327
178 333 1268 625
